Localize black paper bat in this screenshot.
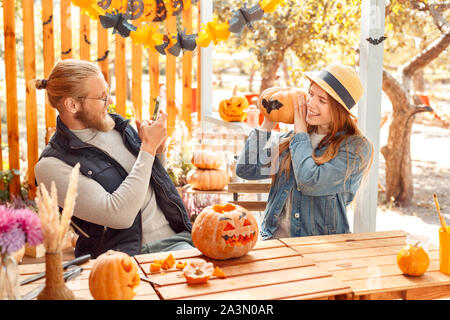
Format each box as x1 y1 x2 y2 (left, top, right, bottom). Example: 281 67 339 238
228 3 264 33
261 98 283 114
167 31 198 56
155 34 171 55
366 36 387 45
153 0 168 22
99 10 137 38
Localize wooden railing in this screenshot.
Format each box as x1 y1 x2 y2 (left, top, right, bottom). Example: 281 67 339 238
1 1 201 199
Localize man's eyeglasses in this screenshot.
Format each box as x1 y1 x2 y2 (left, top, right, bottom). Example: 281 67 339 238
78 87 111 108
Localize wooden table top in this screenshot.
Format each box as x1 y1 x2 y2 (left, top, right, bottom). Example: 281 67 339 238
280 229 450 300
134 239 351 300
18 229 450 300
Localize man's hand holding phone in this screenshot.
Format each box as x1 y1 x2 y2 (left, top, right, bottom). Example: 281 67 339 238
135 98 167 155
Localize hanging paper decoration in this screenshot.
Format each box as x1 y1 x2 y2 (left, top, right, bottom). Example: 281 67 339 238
196 19 231 48
73 0 284 57
71 0 105 19
166 30 198 56
99 10 137 37
258 0 284 13
130 23 165 50
228 3 264 33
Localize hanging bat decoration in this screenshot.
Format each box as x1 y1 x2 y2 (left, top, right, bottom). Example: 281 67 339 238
166 30 198 56
228 3 264 33
261 98 283 114
154 34 171 54
366 36 387 45
99 9 137 37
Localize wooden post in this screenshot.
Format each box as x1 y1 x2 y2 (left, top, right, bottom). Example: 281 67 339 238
2 0 21 196
354 0 385 233
149 22 160 118
42 0 56 143
60 0 72 59
199 0 213 131
97 22 109 83
23 0 39 199
80 11 91 61
166 16 177 137
182 6 193 134
115 34 127 117
131 33 142 121
196 1 202 125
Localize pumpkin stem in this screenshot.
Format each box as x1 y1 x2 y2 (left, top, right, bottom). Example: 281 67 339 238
414 241 421 247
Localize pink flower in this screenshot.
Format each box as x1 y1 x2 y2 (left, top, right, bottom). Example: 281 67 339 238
14 208 43 246
0 205 16 233
0 226 25 255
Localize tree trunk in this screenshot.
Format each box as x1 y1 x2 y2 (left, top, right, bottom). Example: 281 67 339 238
259 56 283 93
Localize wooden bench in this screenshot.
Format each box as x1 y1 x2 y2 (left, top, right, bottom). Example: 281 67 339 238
228 181 271 212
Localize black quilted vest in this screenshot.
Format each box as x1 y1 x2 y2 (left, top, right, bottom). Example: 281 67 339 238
39 114 191 258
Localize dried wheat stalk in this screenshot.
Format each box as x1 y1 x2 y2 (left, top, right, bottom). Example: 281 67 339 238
36 163 80 253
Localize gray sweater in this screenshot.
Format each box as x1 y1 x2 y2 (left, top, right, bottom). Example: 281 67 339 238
35 127 176 246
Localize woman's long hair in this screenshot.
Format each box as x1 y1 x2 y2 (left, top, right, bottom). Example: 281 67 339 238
271 84 373 186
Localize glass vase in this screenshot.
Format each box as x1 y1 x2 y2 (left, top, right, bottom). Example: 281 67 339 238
0 253 20 300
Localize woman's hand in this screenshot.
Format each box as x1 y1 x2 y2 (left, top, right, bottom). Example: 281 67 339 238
294 95 307 133
136 110 168 155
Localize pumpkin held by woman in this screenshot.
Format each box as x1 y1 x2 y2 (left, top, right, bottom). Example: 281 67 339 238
89 250 140 300
397 241 430 276
258 86 307 124
192 203 258 260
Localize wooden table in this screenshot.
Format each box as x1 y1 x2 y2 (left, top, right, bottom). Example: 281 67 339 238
134 240 351 300
280 230 450 300
18 230 450 300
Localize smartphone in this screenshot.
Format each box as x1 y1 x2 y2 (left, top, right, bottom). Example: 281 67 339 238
152 97 161 121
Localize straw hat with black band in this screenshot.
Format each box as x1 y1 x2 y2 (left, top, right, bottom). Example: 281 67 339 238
303 63 363 118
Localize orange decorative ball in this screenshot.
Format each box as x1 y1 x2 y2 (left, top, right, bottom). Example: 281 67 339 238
89 250 140 300
397 242 430 276
258 86 307 124
192 203 258 260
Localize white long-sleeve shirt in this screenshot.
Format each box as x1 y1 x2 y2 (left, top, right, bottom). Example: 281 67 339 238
35 127 176 246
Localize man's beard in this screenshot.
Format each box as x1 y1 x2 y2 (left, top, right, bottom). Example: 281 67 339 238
74 105 115 132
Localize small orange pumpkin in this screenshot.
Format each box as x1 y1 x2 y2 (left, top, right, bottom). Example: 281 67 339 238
258 86 307 124
192 203 258 260
219 96 249 122
191 149 223 170
397 241 430 276
187 169 229 191
183 258 214 284
89 250 140 300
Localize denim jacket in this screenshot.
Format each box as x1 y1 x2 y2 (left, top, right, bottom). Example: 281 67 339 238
236 128 372 240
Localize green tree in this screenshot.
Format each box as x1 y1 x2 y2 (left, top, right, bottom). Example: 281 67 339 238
214 0 361 93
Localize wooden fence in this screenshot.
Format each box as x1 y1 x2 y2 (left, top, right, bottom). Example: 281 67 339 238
1 1 201 200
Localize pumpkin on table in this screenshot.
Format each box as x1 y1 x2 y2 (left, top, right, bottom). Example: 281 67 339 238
219 96 249 122
89 250 140 300
397 241 430 276
192 203 258 260
187 168 229 191
258 86 307 124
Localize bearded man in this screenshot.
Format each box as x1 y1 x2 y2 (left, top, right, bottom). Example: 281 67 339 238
33 59 193 258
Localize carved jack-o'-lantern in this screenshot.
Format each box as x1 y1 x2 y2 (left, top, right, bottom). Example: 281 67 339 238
192 203 258 260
